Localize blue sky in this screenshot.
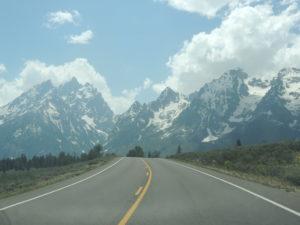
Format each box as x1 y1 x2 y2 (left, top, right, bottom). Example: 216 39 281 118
0 0 299 113
0 0 218 102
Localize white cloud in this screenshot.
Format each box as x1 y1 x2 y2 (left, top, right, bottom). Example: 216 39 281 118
158 0 232 17
68 30 94 44
143 78 153 89
46 10 80 28
121 78 153 100
0 58 144 114
153 2 300 94
0 64 6 74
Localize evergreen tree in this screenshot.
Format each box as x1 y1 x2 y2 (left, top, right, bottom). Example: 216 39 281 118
177 145 182 154
236 139 242 147
127 146 144 157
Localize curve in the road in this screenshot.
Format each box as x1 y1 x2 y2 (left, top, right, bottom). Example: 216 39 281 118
118 159 152 225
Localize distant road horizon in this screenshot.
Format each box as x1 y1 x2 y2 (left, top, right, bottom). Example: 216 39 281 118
0 157 299 225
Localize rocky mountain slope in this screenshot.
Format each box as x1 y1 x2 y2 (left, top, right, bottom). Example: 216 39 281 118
108 68 300 155
1 68 300 157
0 78 113 157
105 87 189 153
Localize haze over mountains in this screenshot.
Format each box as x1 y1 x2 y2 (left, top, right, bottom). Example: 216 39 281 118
0 68 300 157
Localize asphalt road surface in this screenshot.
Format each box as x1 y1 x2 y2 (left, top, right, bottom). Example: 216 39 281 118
0 157 299 225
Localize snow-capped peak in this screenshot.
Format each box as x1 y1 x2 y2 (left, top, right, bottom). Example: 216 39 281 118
275 68 300 115
58 77 81 95
151 87 179 110
158 87 179 101
278 67 300 78
0 77 114 157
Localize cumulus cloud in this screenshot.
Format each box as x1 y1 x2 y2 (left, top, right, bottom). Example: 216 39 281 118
68 30 94 44
153 2 300 94
121 78 153 100
158 0 232 17
143 78 153 89
0 64 6 74
46 10 80 28
0 58 145 114
157 0 262 18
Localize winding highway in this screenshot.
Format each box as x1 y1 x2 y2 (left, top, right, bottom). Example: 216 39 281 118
0 157 299 225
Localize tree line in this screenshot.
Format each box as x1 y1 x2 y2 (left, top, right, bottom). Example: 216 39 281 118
126 146 161 158
0 144 104 173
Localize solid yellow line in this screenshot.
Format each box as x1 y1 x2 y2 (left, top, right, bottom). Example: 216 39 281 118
118 159 152 225
135 186 143 196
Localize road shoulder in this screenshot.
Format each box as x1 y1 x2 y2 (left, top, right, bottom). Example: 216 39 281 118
166 158 300 212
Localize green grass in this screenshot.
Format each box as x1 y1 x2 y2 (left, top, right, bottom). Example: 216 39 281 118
0 156 115 199
170 141 300 191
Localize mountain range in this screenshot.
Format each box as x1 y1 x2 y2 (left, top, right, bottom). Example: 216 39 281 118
0 68 299 157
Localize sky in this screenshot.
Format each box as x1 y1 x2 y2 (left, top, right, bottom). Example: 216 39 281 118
0 0 300 114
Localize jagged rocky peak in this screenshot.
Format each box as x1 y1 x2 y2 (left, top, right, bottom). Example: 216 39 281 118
270 68 300 115
83 82 97 90
158 87 179 100
277 67 300 78
269 68 300 92
279 68 300 90
36 80 54 92
222 68 249 95
58 77 82 94
223 68 248 79
76 82 100 100
127 101 143 115
193 68 249 101
8 79 54 109
151 87 180 110
0 76 115 157
219 68 248 90
27 79 54 97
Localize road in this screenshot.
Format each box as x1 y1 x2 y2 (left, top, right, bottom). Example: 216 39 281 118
0 157 299 225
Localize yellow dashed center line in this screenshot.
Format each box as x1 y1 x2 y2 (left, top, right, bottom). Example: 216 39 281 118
118 159 152 225
135 186 143 196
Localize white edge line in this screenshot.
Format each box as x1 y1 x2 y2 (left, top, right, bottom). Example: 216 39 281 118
166 159 300 218
0 158 124 211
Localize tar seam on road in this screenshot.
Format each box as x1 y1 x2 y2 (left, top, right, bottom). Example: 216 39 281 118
167 159 300 218
118 159 152 225
0 158 124 212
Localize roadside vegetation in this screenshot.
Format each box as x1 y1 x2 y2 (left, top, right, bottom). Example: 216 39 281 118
147 150 161 158
169 141 300 190
126 146 161 158
0 144 115 199
126 146 145 157
0 144 105 173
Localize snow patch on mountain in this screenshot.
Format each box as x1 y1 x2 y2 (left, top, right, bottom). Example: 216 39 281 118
0 77 114 157
247 78 270 96
148 95 189 130
202 129 218 143
229 95 261 122
82 115 96 129
279 68 300 116
46 102 60 116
